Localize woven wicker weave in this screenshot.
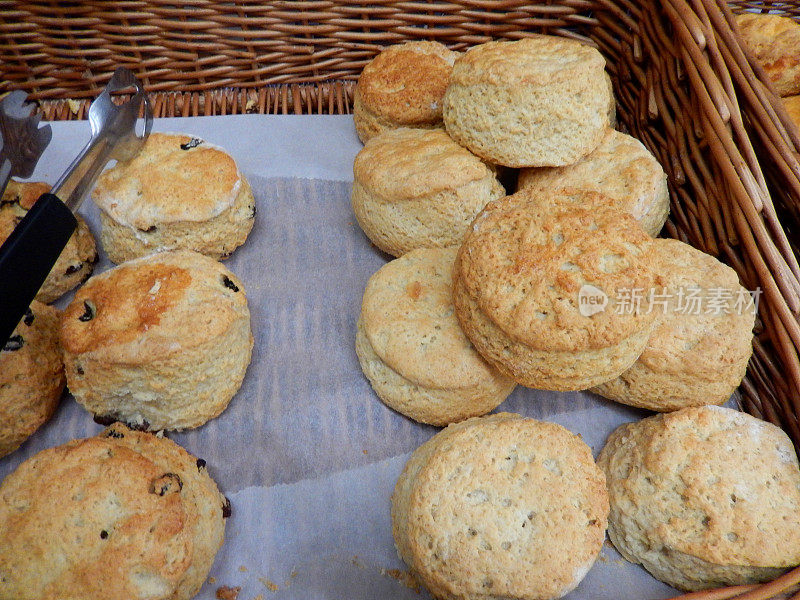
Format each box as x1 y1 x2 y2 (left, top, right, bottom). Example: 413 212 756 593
2 2 800 599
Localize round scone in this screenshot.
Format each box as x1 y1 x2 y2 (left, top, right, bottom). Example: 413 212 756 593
352 127 504 257
392 413 609 600
518 129 669 237
60 250 253 431
92 132 255 263
442 36 612 167
0 422 228 600
1 180 98 303
592 239 755 411
0 301 64 458
356 247 515 426
735 13 800 97
353 41 460 143
453 188 657 390
598 406 800 591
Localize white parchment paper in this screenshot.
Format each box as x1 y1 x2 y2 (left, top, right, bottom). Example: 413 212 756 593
0 115 703 599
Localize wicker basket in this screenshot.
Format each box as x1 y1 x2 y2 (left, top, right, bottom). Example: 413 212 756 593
2 2 800 599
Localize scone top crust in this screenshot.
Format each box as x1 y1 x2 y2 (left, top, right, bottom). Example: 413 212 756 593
0 423 224 600
357 41 459 125
1 179 51 210
361 247 500 390
93 133 242 229
1 180 51 236
354 128 493 200
1 300 61 383
405 413 608 599
599 406 800 568
456 188 657 352
450 36 607 87
735 13 800 95
784 95 800 128
636 239 754 376
518 129 667 223
60 250 247 363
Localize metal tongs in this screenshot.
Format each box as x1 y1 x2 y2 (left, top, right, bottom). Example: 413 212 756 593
0 67 152 345
0 91 52 199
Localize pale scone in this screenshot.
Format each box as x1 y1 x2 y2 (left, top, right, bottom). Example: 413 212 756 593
356 247 515 426
0 301 64 458
353 41 460 143
60 250 253 431
735 13 800 97
453 188 657 390
518 129 670 236
604 71 617 127
352 127 504 257
392 412 609 600
0 423 228 600
598 406 800 591
592 239 755 411
93 133 255 263
442 36 612 167
1 180 98 303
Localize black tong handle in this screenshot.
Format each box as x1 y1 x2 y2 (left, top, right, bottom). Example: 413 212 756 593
0 193 76 345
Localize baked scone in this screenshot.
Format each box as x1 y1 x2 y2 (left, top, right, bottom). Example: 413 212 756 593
353 41 460 143
453 188 657 390
356 247 515 426
93 132 255 263
352 127 504 257
1 180 98 303
0 301 64 458
598 406 800 591
783 94 800 130
604 71 617 127
735 13 800 97
592 239 755 411
518 129 670 237
60 250 253 431
0 422 228 600
392 412 609 600
442 36 613 167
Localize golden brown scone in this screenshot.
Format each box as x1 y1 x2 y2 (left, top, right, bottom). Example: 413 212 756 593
783 95 800 130
352 128 504 257
598 406 800 591
60 250 253 431
453 188 657 390
0 301 64 457
93 133 255 263
1 180 98 303
592 240 755 411
0 423 228 600
518 129 669 236
442 36 612 167
354 41 460 143
392 413 609 600
735 13 800 96
356 247 515 426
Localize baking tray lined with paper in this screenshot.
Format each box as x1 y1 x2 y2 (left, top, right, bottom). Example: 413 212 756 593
0 115 693 600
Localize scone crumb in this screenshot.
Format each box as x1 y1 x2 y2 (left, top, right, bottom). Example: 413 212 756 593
216 586 241 600
381 568 421 593
209 577 217 584
258 577 279 592
238 565 248 572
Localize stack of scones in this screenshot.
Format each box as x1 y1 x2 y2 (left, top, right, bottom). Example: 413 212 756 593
0 133 254 600
352 36 800 599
